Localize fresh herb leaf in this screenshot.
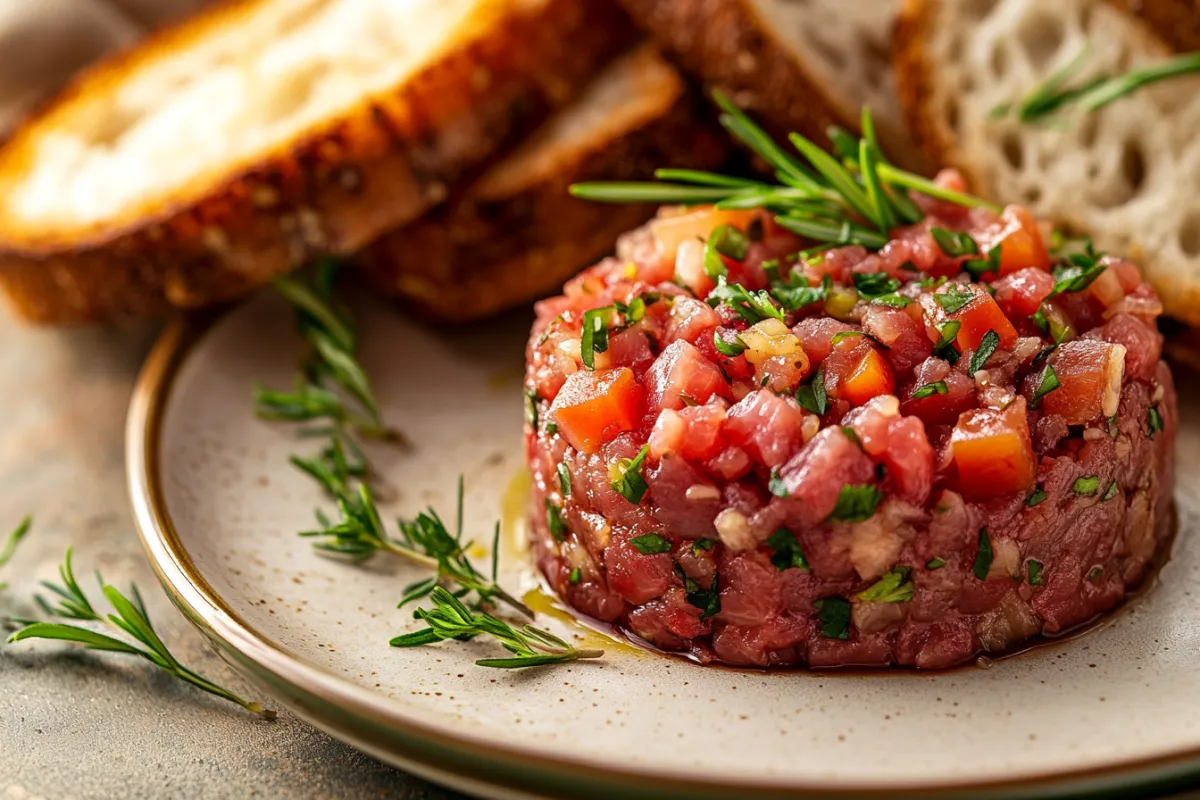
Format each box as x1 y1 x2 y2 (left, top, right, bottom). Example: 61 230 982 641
766 529 808 572
964 245 1003 281
857 567 914 603
931 228 979 258
871 293 912 308
8 548 274 718
795 367 828 415
1051 261 1107 296
630 534 672 555
926 557 947 570
934 289 975 315
768 467 790 498
828 484 883 523
814 597 851 639
524 388 539 431
704 224 750 279
610 445 650 505
972 529 994 580
714 329 748 357
853 272 901 299
568 568 582 585
676 566 721 619
709 276 784 324
1027 559 1045 586
1147 405 1163 438
545 499 567 542
968 329 1001 375
1102 481 1120 502
0 515 31 591
772 274 831 311
933 321 962 364
1030 364 1060 408
391 586 602 669
580 306 614 370
1026 487 1048 508
692 538 716 555
557 462 571 496
1072 475 1100 496
912 381 948 400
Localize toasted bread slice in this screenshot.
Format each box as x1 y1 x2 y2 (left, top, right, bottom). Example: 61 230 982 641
895 0 1200 324
616 0 927 170
359 43 727 322
0 0 631 324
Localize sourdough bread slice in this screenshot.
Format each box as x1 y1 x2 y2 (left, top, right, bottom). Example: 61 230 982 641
359 43 727 322
0 0 631 323
895 0 1200 324
616 0 927 170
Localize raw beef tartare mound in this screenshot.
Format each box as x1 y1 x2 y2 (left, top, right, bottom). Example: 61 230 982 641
524 175 1176 669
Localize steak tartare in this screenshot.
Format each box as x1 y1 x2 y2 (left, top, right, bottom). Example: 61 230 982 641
524 169 1176 669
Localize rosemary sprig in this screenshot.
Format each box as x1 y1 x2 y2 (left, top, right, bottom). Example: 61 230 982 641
7 548 274 718
994 45 1200 123
391 586 602 669
571 91 996 251
0 516 31 591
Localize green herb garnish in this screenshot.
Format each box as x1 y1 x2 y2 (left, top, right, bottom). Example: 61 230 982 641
0 515 31 591
1102 481 1120 502
912 381 948 400
676 566 721 619
795 367 828 415
581 306 614 370
568 567 582 585
972 528 993 580
857 567 914 603
1147 405 1163 438
931 228 979 258
709 276 785 323
965 245 1003 281
546 499 567 542
1073 475 1100 496
611 445 651 505
1026 487 1048 508
926 557 947 570
391 586 603 669
935 289 975 315
8 548 274 718
814 597 851 639
766 529 808 572
768 467 790 498
933 320 962 364
704 224 750 278
853 272 901 299
557 462 572 496
772 274 831 311
1027 559 1045 586
630 533 672 555
968 329 1001 376
714 329 748 357
828 484 883 523
1030 364 1060 408
692 538 716 555
871 293 913 308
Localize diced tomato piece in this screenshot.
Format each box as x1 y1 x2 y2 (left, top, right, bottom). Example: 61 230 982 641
1030 340 1126 424
825 338 895 407
973 205 1050 276
993 268 1055 319
950 399 1037 498
650 207 759 262
646 340 730 412
549 368 645 454
952 291 1019 351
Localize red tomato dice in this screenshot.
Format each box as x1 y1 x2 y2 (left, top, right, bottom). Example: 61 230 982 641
549 368 645 454
950 399 1037 498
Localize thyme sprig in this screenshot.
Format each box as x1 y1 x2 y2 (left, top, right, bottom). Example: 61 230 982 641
390 586 602 669
572 91 996 253
7 548 274 718
993 45 1200 123
0 515 30 591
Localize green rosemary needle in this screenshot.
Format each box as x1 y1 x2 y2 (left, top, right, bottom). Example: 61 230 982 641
7 548 274 718
0 515 31 591
391 586 602 669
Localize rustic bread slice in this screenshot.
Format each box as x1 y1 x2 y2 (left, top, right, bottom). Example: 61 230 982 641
616 0 927 170
0 0 631 323
358 43 727 322
895 0 1200 324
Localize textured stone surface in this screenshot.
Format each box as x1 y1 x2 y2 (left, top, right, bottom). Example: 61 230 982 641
0 307 462 800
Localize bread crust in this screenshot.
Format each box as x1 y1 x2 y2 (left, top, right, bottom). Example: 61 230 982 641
1110 0 1200 52
0 0 632 323
360 51 728 322
892 0 957 176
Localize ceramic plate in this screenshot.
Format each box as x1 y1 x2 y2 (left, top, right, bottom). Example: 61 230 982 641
128 290 1200 800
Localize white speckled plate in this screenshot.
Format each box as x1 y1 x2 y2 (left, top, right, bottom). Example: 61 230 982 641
128 290 1200 800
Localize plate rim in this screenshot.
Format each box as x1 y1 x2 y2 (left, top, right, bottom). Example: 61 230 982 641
126 305 1200 800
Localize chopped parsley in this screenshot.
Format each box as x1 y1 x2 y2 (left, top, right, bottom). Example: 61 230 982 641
1102 481 1120 502
1088 566 1105 581
692 538 716 556
704 224 750 279
768 467 790 498
795 367 828 415
830 329 886 348
933 320 962 364
930 228 979 258
524 388 539 430
630 533 672 554
912 381 948 399
972 528 993 580
828 484 883 523
610 445 650 504
857 567 914 603
1147 405 1163 438
677 566 721 619
545 422 558 436
546 499 567 542
766 529 808 572
580 306 614 369
870 293 912 308
709 276 784 324
1029 364 1060 408
1072 475 1100 496
557 461 571 495
926 557 947 570
616 295 649 325
1026 486 1048 508
964 244 1003 280
1030 305 1049 335
815 597 851 639
841 425 861 446
568 567 582 585
772 274 831 311
1026 559 1044 586
713 328 748 357
934 288 975 315
853 271 901 299
1051 257 1107 296
968 329 1000 375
